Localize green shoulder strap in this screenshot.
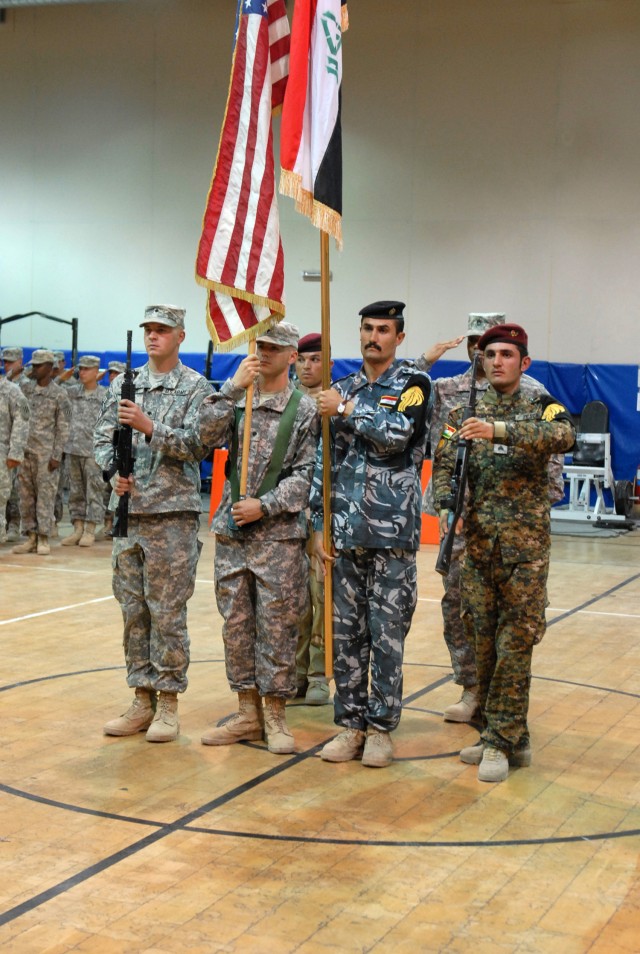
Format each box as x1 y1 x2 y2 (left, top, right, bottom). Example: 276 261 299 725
229 387 304 504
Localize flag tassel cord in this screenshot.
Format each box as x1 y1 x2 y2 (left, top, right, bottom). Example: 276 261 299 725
320 230 334 679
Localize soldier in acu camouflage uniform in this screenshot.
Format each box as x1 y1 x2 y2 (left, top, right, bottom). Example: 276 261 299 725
312 301 431 769
102 362 127 536
2 347 30 541
433 323 575 783
60 355 107 548
418 313 566 724
13 350 70 556
0 371 29 543
95 305 212 743
198 322 319 756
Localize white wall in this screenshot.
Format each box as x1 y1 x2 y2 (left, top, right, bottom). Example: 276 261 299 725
1 0 639 364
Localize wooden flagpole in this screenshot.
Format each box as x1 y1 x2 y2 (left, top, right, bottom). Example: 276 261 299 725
320 231 334 679
239 338 256 496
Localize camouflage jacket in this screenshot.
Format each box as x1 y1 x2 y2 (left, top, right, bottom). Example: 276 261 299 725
416 358 566 514
65 384 105 457
22 380 71 461
94 361 213 515
0 377 30 460
310 360 432 551
199 379 319 541
433 385 575 563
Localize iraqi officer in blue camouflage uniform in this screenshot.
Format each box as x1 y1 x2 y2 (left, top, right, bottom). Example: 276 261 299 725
433 323 575 782
95 305 213 743
312 301 432 768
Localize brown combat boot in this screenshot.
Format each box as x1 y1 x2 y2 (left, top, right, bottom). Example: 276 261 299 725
263 695 295 754
12 532 37 554
62 520 84 546
146 691 179 742
78 522 96 547
36 535 50 555
104 688 155 736
201 689 264 745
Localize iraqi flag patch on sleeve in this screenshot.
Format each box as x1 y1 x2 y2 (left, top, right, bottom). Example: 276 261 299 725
379 394 397 409
442 423 457 441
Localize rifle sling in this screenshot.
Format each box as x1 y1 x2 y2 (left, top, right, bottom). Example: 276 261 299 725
229 388 303 504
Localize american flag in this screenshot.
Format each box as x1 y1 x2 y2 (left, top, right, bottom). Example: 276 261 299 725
196 0 290 352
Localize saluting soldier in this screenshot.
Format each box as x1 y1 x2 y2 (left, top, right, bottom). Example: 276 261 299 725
312 301 432 769
433 323 575 783
0 372 29 544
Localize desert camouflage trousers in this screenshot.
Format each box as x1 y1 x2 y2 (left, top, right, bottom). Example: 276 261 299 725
295 534 326 685
17 452 61 535
215 535 308 698
0 452 11 523
332 547 417 732
461 545 549 753
67 453 107 524
112 512 202 693
441 529 476 687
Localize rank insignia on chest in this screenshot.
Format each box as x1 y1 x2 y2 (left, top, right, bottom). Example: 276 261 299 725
493 443 508 455
397 385 425 412
378 394 397 409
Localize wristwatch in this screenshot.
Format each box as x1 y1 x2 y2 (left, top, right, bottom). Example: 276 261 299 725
260 499 269 518
336 400 348 416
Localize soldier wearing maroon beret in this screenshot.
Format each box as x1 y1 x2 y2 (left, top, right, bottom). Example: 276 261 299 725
433 323 576 782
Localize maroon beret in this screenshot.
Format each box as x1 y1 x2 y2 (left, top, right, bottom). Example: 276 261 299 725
477 323 528 353
297 332 322 354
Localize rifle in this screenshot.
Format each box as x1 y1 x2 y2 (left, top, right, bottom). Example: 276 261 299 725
102 331 136 538
435 352 481 576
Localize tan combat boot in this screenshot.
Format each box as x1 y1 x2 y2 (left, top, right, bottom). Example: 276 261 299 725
361 726 394 768
104 688 155 736
36 534 50 555
201 689 264 745
78 522 96 547
12 532 37 554
62 520 84 546
146 691 179 742
263 695 295 754
443 687 479 723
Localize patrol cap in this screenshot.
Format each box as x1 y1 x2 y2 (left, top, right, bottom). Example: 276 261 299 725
297 332 322 354
477 323 529 354
31 349 55 364
53 350 65 360
358 301 405 320
467 313 505 337
2 347 23 362
256 321 299 348
141 305 186 329
78 355 100 369
108 360 126 374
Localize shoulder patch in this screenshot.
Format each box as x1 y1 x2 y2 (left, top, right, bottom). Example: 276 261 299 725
541 402 567 422
442 423 457 441
397 385 425 412
379 394 397 409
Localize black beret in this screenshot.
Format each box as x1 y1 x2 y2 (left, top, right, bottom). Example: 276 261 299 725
358 300 406 320
477 323 528 353
297 333 322 354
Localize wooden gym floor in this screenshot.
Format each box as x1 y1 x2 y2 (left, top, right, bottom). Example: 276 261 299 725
1 517 639 953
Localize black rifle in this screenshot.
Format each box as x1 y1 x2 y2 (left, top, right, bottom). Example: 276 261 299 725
103 331 136 538
435 352 481 576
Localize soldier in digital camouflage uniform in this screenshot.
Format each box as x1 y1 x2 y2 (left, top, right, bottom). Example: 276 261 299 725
95 305 212 743
198 322 319 756
433 323 575 783
2 347 30 541
13 350 70 556
0 371 29 543
60 355 107 548
417 314 566 723
312 301 432 769
102 362 126 536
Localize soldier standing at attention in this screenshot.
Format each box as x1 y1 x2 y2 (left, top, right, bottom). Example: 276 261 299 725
13 350 70 556
417 314 565 724
433 323 575 783
198 323 319 755
312 301 431 769
95 305 212 743
0 371 29 544
2 346 30 541
60 355 107 548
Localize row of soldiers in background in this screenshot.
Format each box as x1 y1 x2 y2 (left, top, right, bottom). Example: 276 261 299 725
0 345 126 551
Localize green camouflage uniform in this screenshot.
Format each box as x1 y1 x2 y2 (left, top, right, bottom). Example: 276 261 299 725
433 386 575 753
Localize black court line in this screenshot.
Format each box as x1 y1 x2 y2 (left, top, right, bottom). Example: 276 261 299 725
545 571 640 628
1 574 639 926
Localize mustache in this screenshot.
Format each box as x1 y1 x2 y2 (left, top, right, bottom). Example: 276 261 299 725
365 343 382 351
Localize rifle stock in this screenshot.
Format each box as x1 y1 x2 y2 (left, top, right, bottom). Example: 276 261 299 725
434 352 481 576
102 330 136 538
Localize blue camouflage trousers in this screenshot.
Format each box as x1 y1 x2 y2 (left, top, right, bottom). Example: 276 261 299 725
332 547 417 733
112 512 202 693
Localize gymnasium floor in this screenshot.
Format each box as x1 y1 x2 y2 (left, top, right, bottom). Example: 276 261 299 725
1 518 639 953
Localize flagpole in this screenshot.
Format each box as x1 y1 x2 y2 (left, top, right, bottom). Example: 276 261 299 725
320 230 334 679
240 338 256 497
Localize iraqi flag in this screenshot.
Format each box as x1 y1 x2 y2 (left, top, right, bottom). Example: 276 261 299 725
195 0 290 352
279 0 348 250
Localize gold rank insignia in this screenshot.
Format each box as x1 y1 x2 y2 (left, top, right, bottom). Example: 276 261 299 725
541 403 566 421
397 386 425 412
